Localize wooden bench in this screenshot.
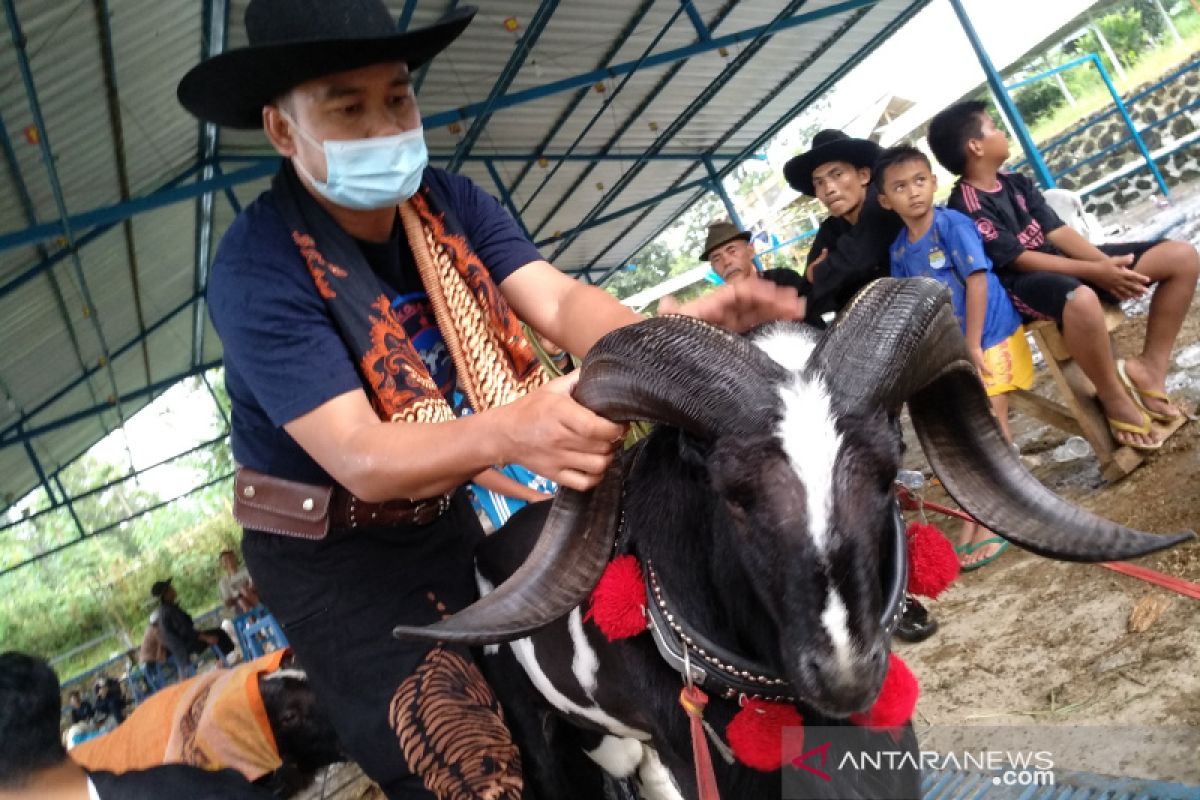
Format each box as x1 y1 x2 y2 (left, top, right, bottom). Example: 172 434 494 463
1009 306 1187 481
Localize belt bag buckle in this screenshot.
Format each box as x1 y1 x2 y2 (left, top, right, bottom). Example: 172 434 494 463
233 467 333 540
411 494 451 525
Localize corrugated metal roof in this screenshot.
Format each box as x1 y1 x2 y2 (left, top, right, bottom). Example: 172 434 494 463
0 0 932 559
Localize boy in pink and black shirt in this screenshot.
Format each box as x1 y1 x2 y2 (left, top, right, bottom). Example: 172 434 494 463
929 99 1198 452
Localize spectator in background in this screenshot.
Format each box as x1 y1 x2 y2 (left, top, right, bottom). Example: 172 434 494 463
138 612 172 692
0 651 273 799
151 579 235 676
65 691 94 725
218 550 260 614
91 677 126 726
701 220 806 295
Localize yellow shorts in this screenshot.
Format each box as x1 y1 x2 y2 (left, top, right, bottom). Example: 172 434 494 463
982 326 1034 397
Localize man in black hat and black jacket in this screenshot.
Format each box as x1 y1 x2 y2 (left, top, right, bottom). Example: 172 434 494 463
783 131 939 644
783 130 905 326
176 1 803 796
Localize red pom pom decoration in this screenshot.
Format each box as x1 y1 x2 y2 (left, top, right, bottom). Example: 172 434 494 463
905 521 959 599
850 653 919 732
726 698 805 772
584 555 648 641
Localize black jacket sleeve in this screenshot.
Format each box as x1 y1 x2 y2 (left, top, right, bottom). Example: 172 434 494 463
803 193 903 324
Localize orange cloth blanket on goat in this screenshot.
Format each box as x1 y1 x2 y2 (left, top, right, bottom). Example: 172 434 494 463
71 649 287 780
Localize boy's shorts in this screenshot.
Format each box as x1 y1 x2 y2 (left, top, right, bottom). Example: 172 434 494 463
982 326 1034 397
1000 240 1163 323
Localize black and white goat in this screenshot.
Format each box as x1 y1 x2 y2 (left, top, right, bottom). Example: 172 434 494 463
395 279 1191 799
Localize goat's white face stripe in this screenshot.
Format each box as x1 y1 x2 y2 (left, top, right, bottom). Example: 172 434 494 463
775 372 841 553
568 607 600 698
751 326 817 372
820 591 857 680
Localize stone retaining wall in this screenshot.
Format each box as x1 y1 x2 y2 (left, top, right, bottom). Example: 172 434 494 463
1017 58 1200 219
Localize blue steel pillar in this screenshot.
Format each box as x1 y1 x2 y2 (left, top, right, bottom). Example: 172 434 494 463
947 0 1055 189
702 157 761 272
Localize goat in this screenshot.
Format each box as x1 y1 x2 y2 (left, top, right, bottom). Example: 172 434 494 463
70 649 343 798
395 279 1192 799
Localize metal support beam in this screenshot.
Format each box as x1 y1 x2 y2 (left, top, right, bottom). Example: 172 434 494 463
550 0 807 260
483 160 532 240
947 0 1055 188
502 0 655 215
0 471 233 579
680 0 712 40
3 0 133 449
1007 54 1169 197
53 474 87 539
582 0 921 275
524 2 695 226
446 0 559 172
534 178 711 248
0 114 109 424
398 0 419 32
0 161 274 258
0 294 200 446
0 360 223 448
194 0 229 369
94 0 152 386
1 430 229 533
20 426 57 506
423 0 881 129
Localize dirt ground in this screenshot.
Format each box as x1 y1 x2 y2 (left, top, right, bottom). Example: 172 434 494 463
897 193 1200 786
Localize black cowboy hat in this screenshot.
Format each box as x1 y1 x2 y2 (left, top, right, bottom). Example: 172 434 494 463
699 220 752 261
177 0 477 129
783 130 883 197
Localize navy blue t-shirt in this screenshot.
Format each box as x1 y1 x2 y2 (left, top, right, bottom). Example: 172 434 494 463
207 167 542 484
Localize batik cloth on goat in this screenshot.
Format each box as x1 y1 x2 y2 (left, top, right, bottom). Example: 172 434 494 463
71 650 286 781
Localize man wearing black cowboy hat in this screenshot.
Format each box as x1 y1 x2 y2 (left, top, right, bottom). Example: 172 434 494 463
782 131 938 644
783 129 906 327
700 219 805 294
177 1 803 796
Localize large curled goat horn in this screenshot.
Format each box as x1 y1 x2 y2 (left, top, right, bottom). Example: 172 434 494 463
393 316 791 645
811 277 1193 561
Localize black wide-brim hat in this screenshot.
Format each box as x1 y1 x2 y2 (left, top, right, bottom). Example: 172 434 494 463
178 0 477 129
783 130 883 197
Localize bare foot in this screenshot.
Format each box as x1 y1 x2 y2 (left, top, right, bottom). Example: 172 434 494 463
1122 357 1182 420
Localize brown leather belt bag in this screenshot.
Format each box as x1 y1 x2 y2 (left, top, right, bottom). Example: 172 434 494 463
233 467 451 540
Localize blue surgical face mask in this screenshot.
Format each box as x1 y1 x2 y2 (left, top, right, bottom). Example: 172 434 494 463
286 113 428 210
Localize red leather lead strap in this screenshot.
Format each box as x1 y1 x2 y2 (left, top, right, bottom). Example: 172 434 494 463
896 486 1200 601
679 685 721 800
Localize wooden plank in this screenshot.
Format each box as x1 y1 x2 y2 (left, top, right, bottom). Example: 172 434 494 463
1009 390 1084 436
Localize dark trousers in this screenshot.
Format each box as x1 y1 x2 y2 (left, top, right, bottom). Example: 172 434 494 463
242 491 522 800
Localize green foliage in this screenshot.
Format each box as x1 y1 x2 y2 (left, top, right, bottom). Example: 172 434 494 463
1014 80 1069 126
0 372 239 680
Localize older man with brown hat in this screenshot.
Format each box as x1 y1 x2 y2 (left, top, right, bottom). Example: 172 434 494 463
701 220 806 295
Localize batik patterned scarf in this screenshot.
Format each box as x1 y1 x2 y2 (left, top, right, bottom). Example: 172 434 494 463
272 163 548 423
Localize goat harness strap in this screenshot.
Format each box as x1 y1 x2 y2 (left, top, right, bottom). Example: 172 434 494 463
680 686 722 800
644 560 795 703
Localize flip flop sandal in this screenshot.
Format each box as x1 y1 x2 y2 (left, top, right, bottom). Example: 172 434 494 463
1106 409 1162 452
960 538 1009 572
1116 359 1181 424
